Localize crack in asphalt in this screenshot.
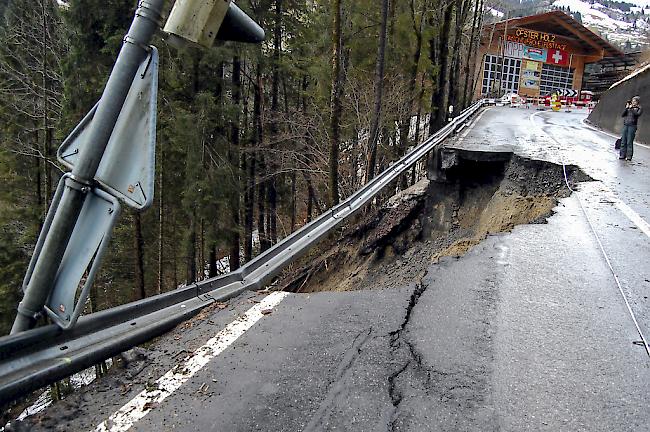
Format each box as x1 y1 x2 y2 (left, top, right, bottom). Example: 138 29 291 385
386 271 431 431
303 327 373 432
387 361 410 407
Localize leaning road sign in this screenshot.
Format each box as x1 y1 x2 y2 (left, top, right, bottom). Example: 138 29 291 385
58 47 159 210
22 174 121 329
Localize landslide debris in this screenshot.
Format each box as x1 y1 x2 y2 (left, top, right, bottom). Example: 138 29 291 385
277 152 590 294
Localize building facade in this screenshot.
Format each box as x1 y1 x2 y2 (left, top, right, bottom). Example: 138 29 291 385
477 11 623 99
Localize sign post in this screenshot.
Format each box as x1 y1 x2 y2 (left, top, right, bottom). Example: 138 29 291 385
11 0 166 334
11 0 265 333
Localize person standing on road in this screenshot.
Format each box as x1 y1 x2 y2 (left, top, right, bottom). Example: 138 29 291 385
619 96 642 161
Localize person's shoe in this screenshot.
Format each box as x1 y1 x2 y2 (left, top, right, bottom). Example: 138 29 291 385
626 157 632 161
619 156 626 159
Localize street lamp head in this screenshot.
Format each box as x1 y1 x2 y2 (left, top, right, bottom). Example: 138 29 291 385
216 3 265 43
163 0 265 49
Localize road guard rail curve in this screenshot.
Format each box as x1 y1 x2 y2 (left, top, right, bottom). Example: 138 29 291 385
0 100 485 405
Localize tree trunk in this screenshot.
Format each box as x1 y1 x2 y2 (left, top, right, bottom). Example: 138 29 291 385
467 0 485 103
448 0 469 116
305 173 315 223
41 0 52 209
430 1 454 133
34 130 43 224
44 128 52 208
269 182 277 244
329 0 343 206
412 78 425 185
243 155 255 263
462 0 482 108
398 0 424 189
265 196 272 245
254 62 270 253
133 212 146 301
365 0 390 184
229 54 242 271
268 0 282 246
172 213 178 289
199 218 205 280
186 209 197 284
258 157 269 252
428 34 438 136
290 171 297 233
157 141 164 294
243 151 255 262
209 245 217 277
245 61 263 261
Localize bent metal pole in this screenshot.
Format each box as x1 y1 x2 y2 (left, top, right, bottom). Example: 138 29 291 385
11 0 166 334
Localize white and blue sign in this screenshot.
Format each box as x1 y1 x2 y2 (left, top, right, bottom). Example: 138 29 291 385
523 46 547 62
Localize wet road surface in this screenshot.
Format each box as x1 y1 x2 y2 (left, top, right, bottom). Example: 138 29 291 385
18 107 650 432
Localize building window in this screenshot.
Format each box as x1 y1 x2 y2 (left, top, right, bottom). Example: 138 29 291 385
481 55 521 95
540 64 575 95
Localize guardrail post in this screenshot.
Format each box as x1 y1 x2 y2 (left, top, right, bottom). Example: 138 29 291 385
427 146 445 183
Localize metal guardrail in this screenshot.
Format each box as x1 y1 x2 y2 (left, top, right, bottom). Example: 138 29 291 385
0 100 485 404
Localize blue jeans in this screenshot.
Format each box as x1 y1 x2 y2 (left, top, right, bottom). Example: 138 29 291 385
620 124 637 159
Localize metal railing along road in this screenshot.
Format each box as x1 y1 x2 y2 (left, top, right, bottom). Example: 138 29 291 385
0 100 485 404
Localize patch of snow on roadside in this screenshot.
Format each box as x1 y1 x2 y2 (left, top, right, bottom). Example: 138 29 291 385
11 361 112 424
610 62 650 89
488 7 504 18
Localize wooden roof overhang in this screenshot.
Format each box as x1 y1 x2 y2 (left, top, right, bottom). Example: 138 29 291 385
483 11 623 63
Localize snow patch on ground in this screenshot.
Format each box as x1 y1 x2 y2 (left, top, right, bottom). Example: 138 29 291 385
553 0 649 46
488 7 505 18
555 0 631 30
8 360 113 427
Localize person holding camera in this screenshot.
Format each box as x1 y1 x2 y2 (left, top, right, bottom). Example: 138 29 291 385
619 96 642 161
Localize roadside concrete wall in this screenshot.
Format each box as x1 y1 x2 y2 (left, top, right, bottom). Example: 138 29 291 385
587 64 650 144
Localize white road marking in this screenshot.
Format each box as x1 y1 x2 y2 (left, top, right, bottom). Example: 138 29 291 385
580 118 650 150
95 291 290 432
456 107 490 143
530 111 650 241
529 111 545 134
540 114 650 357
613 198 650 239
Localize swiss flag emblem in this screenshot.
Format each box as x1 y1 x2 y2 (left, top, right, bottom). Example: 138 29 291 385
546 49 570 66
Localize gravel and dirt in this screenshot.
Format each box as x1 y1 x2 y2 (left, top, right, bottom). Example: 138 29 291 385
277 152 590 295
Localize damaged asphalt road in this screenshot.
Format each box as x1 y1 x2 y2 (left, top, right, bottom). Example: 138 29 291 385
11 107 650 431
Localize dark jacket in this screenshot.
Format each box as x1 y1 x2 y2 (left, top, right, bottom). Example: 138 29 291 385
622 106 642 126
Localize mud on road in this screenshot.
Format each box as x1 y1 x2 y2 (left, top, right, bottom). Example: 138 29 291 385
278 150 591 295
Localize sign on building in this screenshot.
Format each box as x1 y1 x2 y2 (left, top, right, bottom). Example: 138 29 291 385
504 40 571 68
523 46 547 62
504 41 524 59
504 42 550 63
507 29 570 51
546 49 570 67
519 60 542 94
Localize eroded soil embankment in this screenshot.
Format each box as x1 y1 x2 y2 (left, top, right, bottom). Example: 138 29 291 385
277 152 591 293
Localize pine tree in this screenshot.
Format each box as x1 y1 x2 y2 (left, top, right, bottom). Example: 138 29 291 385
0 0 67 334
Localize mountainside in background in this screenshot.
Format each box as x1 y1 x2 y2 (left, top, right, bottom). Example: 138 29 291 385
554 0 650 49
487 0 650 49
